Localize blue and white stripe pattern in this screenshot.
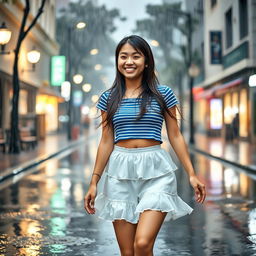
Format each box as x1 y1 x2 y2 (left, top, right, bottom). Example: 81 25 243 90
96 85 179 144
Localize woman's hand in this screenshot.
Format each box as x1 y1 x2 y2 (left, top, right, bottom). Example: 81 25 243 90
189 175 206 203
84 184 97 214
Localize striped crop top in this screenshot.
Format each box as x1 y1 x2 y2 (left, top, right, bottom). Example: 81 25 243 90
96 85 179 144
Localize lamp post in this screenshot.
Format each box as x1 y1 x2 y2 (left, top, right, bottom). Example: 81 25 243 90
166 9 195 144
67 22 86 140
0 22 12 54
22 48 41 72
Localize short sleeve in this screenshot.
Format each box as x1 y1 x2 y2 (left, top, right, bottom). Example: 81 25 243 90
164 86 179 108
96 91 109 112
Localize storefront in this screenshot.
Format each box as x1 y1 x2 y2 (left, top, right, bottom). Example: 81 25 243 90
194 76 250 141
0 70 37 131
36 85 64 136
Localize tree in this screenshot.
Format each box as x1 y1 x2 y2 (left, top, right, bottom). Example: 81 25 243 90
135 3 200 86
56 0 123 91
1 0 47 153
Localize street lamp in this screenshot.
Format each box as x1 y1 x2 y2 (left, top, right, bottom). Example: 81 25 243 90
76 22 86 29
150 40 159 47
249 74 256 87
90 48 99 55
73 74 84 84
91 94 99 103
82 83 92 92
22 48 41 72
67 21 86 140
188 63 200 78
0 22 12 54
94 64 102 71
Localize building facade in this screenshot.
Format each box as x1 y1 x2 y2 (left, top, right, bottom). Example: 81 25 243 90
0 0 63 139
191 0 256 143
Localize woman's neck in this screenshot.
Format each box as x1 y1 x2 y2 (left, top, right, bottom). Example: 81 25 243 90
125 78 142 91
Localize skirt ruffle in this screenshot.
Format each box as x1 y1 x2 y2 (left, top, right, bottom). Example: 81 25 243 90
95 193 139 224
135 191 193 221
105 148 178 180
95 191 193 224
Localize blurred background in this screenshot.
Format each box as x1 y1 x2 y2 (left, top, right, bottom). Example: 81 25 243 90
0 0 256 255
0 0 255 145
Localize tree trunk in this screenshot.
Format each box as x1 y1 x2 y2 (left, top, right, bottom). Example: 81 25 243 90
9 1 30 153
8 0 46 153
9 47 22 153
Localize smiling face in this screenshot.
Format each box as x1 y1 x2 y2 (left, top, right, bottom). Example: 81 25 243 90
117 43 146 82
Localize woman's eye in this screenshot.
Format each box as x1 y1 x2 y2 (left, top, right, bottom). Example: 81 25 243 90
133 56 140 59
120 56 126 59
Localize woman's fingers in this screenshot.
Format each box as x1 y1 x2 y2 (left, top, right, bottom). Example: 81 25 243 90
195 183 206 203
84 194 96 214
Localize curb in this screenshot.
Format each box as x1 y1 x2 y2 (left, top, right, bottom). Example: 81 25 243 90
189 144 256 173
0 136 87 183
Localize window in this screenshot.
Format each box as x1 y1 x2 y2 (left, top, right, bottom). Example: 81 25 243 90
239 0 248 39
211 0 217 8
225 8 233 49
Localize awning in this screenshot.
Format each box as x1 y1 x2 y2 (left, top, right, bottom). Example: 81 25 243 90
194 78 243 100
38 87 65 102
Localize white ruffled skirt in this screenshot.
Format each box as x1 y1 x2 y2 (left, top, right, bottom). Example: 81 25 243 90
95 145 193 224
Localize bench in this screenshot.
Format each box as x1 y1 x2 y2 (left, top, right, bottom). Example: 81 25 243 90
19 127 37 150
0 129 7 153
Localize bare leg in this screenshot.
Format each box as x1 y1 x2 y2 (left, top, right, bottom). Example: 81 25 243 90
134 210 167 256
113 220 137 256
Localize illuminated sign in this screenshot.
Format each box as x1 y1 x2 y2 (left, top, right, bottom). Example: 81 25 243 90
51 56 66 86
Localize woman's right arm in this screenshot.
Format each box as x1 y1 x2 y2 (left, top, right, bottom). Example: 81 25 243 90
90 110 114 186
84 110 114 214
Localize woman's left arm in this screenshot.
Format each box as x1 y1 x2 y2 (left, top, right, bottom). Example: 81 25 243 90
164 106 206 204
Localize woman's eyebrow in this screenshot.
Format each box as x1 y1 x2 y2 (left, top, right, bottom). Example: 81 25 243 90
119 51 142 55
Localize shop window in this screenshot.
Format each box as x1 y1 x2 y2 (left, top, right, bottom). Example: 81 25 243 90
239 89 248 137
232 92 239 116
19 90 28 114
36 95 58 133
210 98 222 129
225 8 233 49
224 93 232 124
239 0 248 39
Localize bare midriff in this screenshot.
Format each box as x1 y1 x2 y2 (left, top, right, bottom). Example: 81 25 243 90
115 138 161 148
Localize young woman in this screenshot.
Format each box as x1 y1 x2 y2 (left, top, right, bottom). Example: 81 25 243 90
84 35 206 256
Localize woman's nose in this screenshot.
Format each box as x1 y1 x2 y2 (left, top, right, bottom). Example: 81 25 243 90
126 57 133 64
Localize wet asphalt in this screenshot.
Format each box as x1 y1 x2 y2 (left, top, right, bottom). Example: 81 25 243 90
0 136 256 256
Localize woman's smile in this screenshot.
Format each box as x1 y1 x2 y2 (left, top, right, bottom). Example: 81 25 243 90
118 43 146 80
124 66 136 73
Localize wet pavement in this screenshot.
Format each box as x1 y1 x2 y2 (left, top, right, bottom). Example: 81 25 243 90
193 133 256 171
0 132 256 256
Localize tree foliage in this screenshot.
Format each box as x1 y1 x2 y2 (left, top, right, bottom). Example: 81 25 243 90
56 0 123 91
135 3 200 85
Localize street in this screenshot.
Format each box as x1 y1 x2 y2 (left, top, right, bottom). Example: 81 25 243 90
0 131 255 256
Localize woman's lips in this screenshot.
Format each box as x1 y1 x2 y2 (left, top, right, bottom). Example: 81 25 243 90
124 67 136 73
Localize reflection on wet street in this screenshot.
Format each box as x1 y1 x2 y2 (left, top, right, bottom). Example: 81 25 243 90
0 135 256 255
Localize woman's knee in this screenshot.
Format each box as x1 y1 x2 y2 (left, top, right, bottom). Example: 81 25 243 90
120 248 134 256
134 237 153 252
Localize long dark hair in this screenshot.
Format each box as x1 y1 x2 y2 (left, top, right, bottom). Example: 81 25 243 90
98 35 178 128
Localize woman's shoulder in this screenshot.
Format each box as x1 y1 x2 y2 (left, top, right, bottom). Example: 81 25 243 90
100 89 111 100
156 84 174 95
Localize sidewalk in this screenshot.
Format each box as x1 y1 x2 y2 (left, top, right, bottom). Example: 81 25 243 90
192 132 256 244
192 133 256 172
1 131 255 182
0 132 88 182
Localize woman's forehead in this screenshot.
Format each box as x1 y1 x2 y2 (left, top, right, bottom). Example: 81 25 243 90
119 43 143 55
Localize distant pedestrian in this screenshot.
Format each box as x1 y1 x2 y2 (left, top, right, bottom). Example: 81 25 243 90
84 35 206 255
231 113 239 140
